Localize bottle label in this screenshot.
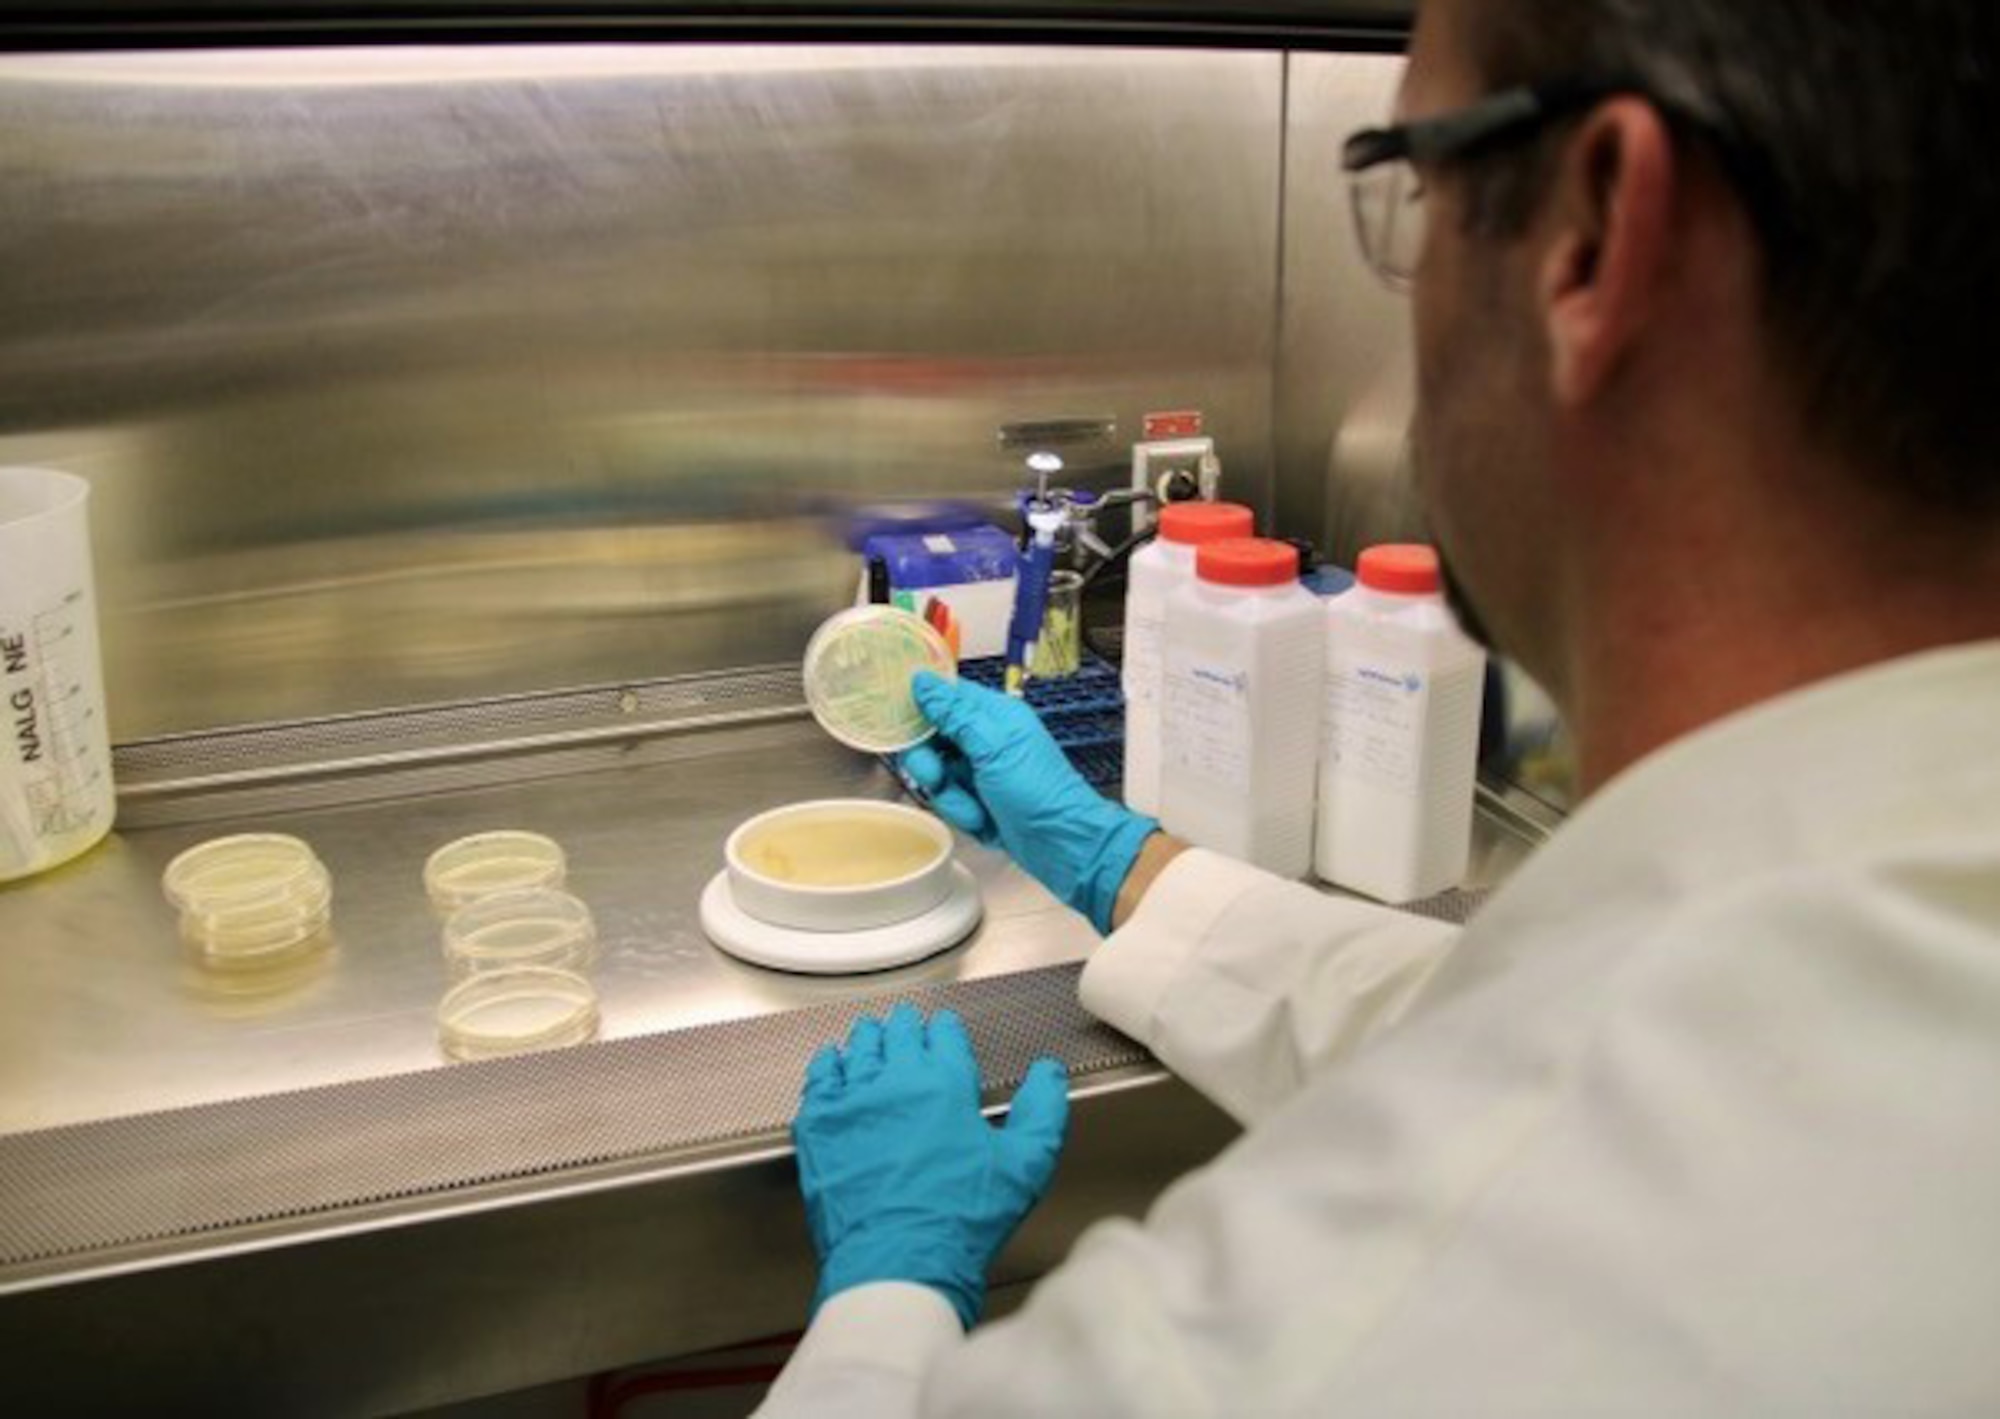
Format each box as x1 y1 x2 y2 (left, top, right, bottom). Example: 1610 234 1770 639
1164 657 1251 790
1122 608 1165 706
1322 657 1427 792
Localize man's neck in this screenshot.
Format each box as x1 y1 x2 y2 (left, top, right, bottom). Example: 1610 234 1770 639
1560 478 2000 796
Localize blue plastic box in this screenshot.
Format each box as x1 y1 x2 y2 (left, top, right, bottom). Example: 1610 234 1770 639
861 525 1019 660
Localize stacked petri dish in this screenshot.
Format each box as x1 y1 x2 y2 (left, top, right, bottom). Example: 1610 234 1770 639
423 829 567 914
441 887 597 979
435 967 600 1062
427 831 600 1062
162 833 334 974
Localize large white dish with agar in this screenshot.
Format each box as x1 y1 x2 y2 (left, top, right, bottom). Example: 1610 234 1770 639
702 798 982 973
723 798 955 932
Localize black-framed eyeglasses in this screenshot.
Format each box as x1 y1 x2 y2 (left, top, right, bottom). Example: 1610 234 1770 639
1342 80 1624 290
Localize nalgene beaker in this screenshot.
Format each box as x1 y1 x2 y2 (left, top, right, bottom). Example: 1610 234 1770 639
0 468 115 881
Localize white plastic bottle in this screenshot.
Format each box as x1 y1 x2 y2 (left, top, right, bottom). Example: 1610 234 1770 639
1316 544 1486 903
1122 501 1255 815
1159 538 1325 877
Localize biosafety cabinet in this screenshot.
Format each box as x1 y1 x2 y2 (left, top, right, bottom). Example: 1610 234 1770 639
0 2 1562 1411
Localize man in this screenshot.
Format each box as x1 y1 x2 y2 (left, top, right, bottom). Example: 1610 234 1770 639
760 1 2000 1411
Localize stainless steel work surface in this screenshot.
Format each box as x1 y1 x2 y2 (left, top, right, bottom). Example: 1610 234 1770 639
0 684 1097 1137
0 658 1542 1142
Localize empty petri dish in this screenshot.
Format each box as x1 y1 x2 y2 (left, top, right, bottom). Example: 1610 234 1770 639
180 940 334 1010
442 888 597 978
176 861 333 933
802 606 957 754
180 867 330 931
424 831 567 913
182 909 332 971
163 833 323 911
437 967 599 1061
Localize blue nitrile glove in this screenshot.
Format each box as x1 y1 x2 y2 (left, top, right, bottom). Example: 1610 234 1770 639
794 1003 1070 1329
898 672 1157 934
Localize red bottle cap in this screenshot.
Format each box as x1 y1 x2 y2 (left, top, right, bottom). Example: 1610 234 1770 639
1158 501 1255 547
1357 544 1441 595
1196 538 1299 588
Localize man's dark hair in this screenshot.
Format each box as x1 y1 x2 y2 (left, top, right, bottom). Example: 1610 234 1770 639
1456 0 1999 517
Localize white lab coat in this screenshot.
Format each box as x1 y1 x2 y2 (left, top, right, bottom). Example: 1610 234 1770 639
758 641 2000 1416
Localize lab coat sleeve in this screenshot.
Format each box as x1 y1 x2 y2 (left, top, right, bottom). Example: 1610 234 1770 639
754 1284 962 1419
1079 848 1463 1124
755 851 1466 1419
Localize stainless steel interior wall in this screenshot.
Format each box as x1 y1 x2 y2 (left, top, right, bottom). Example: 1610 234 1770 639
0 45 1287 739
1275 49 1417 569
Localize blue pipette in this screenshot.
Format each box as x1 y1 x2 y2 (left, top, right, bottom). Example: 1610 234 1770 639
1004 454 1069 696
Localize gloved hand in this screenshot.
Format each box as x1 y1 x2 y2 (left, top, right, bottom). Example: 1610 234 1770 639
794 1003 1070 1330
899 672 1157 934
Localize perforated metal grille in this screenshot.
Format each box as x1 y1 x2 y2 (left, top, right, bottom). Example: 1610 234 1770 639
0 964 1145 1274
1401 885 1491 926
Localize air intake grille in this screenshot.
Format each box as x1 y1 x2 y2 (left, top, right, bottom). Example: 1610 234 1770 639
0 964 1144 1274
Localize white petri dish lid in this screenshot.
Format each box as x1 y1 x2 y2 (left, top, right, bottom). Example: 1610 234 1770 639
802 606 957 754
442 888 596 977
438 967 599 1061
424 831 567 912
163 833 325 911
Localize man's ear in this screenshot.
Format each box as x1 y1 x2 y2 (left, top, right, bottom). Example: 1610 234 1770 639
1537 98 1676 408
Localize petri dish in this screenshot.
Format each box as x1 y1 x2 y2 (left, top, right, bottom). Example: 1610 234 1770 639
182 912 331 972
424 830 567 913
802 606 957 754
179 942 334 1010
184 895 336 963
164 834 335 975
163 833 323 911
437 967 599 1061
442 888 597 978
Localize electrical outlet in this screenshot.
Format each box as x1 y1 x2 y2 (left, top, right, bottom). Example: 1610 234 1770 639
1131 437 1216 533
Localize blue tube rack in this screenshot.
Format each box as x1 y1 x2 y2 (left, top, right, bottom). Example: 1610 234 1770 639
956 653 1126 793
